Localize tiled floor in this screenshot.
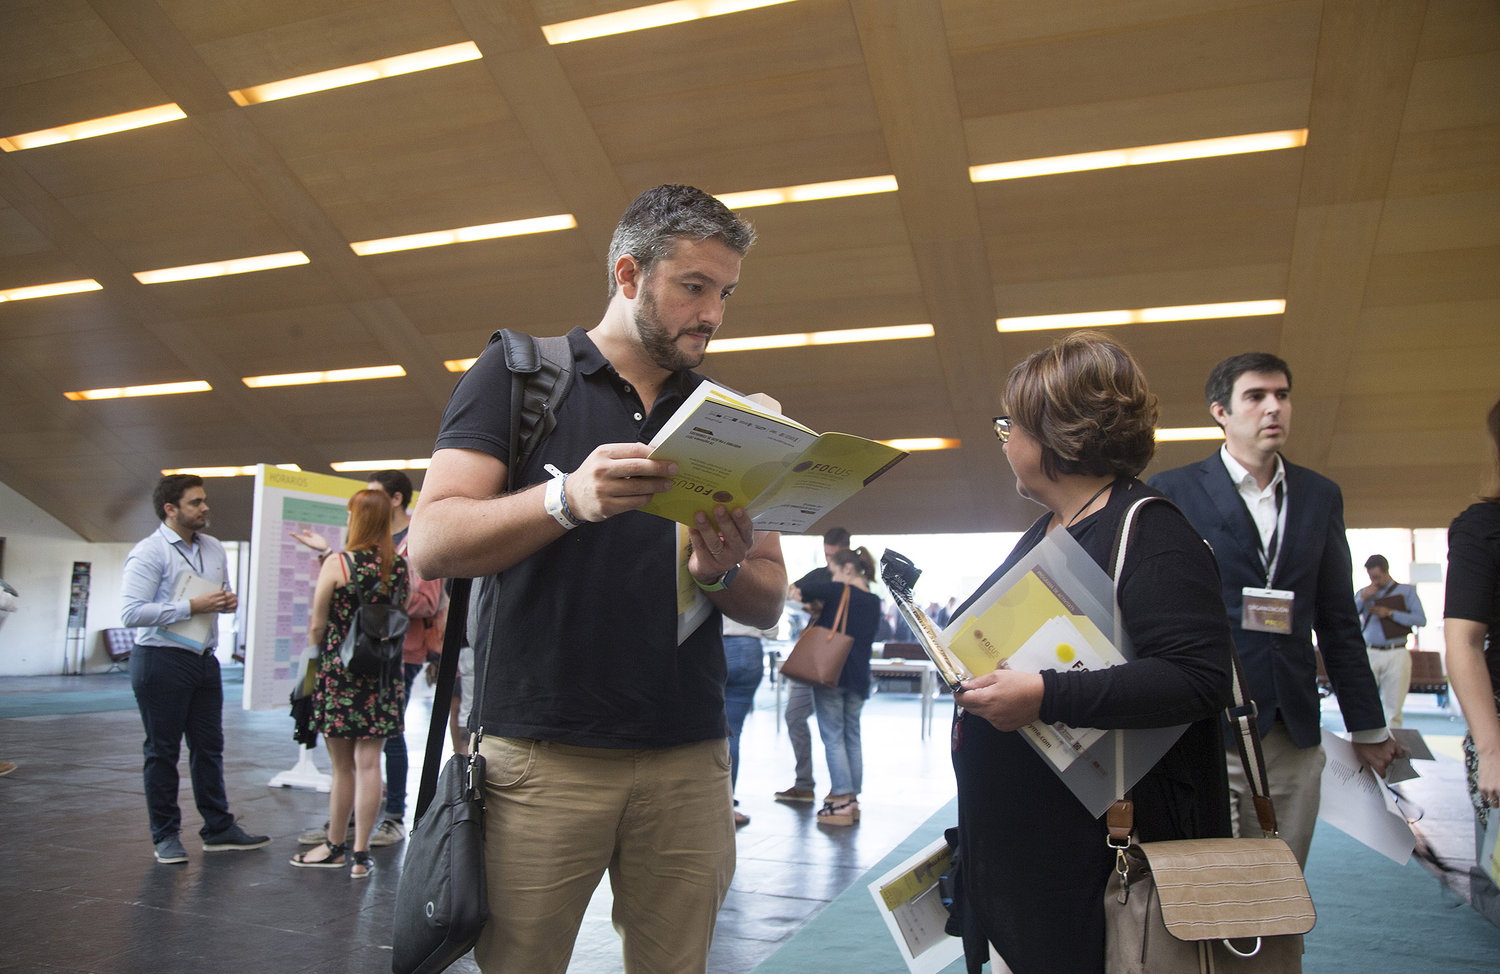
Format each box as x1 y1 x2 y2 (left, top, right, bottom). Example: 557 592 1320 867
0 661 960 973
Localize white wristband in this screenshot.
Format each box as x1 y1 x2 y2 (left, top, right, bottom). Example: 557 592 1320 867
544 474 579 530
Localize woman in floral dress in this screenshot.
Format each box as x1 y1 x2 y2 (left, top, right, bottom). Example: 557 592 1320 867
290 489 409 878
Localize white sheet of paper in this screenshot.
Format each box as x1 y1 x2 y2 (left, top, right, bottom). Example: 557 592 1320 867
867 837 965 974
1316 728 1416 864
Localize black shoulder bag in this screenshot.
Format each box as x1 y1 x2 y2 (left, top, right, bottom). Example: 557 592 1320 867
390 331 573 974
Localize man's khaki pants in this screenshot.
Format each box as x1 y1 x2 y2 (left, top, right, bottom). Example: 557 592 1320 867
473 736 735 974
1224 721 1326 868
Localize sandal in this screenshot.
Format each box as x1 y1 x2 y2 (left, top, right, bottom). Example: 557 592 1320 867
350 850 375 879
290 840 346 868
816 796 860 827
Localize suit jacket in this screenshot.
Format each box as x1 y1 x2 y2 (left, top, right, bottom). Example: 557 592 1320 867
1149 454 1385 748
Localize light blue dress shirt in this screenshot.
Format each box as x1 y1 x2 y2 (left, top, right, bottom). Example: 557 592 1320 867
1355 580 1427 647
120 522 230 650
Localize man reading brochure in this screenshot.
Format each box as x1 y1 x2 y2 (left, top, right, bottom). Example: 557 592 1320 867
409 185 786 974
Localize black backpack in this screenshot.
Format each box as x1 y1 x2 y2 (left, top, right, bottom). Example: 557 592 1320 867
337 553 409 678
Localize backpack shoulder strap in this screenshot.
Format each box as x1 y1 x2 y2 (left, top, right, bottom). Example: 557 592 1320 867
487 329 575 486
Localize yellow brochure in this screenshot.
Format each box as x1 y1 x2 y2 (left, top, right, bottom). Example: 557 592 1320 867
639 380 906 532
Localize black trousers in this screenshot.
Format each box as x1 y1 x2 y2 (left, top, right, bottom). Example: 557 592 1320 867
130 645 235 843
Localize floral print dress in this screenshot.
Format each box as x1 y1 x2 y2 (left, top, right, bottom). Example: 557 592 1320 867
311 549 410 739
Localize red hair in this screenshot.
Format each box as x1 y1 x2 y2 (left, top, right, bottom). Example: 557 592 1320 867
345 489 397 590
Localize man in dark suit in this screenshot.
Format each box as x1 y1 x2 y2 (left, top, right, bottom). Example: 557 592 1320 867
1150 352 1400 866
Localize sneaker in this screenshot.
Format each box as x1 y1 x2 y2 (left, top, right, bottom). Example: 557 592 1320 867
202 822 271 852
774 786 816 803
154 834 188 864
297 812 356 845
369 817 405 847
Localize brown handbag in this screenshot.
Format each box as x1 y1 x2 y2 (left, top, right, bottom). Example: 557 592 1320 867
1103 499 1314 973
781 584 854 688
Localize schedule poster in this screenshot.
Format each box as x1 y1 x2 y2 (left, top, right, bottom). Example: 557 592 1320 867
243 465 364 711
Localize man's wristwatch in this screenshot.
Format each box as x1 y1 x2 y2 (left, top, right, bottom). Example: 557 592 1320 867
695 564 740 592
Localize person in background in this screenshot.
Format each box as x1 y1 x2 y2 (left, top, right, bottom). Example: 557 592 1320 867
790 546 882 827
292 469 443 847
121 474 270 865
290 489 409 879
776 527 850 804
953 332 1233 972
1444 396 1500 923
723 616 778 826
1150 351 1399 867
1355 553 1427 728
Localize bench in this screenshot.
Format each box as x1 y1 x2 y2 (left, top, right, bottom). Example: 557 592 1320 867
1316 647 1449 707
1407 649 1449 707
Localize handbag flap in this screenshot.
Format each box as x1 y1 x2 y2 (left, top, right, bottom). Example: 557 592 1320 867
1136 838 1316 939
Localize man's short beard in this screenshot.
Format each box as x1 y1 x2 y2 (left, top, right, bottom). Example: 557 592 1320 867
634 287 707 372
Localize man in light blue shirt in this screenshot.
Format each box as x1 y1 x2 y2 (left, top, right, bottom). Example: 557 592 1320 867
1355 554 1428 728
121 474 269 864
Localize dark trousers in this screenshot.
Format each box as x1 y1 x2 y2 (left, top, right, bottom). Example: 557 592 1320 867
130 645 234 843
381 662 422 819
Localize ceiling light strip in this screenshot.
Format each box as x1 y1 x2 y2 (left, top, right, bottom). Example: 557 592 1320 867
160 464 303 477
228 42 483 106
351 213 578 256
716 175 897 210
134 251 309 285
0 279 102 302
0 104 187 152
330 458 432 472
542 0 798 44
1156 427 1224 442
242 365 406 388
708 323 933 354
970 130 1308 183
65 380 212 401
996 299 1285 333
879 438 961 452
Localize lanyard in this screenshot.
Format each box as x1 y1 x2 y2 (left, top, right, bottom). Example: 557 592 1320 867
1257 481 1285 586
171 538 204 576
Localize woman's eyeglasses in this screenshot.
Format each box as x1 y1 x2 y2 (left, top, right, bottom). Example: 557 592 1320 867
993 416 1011 443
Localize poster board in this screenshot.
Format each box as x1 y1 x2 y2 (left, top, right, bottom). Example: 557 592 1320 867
243 465 365 711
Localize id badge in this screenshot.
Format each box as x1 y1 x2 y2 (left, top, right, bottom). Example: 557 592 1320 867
1242 587 1294 633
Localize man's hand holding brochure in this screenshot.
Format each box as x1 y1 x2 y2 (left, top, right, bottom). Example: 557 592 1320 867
637 379 906 532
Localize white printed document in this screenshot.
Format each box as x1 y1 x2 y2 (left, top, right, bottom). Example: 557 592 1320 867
1316 727 1416 864
151 573 219 651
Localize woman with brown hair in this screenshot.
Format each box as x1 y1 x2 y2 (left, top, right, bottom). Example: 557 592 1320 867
789 546 882 826
949 332 1234 972
1444 396 1500 916
291 488 410 878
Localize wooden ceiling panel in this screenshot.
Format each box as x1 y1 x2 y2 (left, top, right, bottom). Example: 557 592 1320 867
1401 51 1500 135
122 265 347 320
0 60 174 141
1375 188 1500 255
181 0 469 90
0 0 127 87
991 263 1290 320
354 228 597 297
11 118 224 200
1386 124 1500 198
964 78 1314 166
58 169 299 270
949 1 1321 119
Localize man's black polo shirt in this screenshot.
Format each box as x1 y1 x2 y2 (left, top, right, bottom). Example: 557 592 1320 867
434 327 729 748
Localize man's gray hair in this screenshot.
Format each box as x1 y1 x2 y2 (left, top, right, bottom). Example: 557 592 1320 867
606 185 756 296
